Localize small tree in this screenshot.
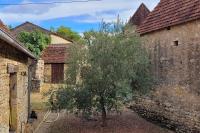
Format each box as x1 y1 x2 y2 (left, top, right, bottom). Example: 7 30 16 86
56 26 81 42
17 31 51 57
48 21 152 126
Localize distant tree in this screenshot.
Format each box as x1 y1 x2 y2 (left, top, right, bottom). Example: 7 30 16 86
50 26 55 32
56 26 81 42
7 25 13 30
17 30 51 57
47 21 152 126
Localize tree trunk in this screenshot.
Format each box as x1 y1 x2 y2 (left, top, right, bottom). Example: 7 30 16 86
100 96 107 127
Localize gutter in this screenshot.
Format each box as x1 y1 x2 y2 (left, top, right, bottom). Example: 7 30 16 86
0 29 36 59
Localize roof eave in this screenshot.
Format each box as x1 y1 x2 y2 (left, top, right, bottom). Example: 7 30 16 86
0 29 36 59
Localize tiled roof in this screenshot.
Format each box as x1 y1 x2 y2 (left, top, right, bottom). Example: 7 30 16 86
0 20 35 58
11 22 52 38
128 3 150 26
138 0 200 35
11 22 73 42
0 20 11 33
41 44 71 64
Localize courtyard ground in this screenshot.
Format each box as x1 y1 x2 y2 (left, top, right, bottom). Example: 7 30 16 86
30 84 174 133
31 109 174 133
45 109 174 133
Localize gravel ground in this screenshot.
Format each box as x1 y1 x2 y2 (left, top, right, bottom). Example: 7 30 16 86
33 109 174 133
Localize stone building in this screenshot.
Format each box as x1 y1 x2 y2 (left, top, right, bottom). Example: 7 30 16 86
41 44 71 83
11 22 72 86
0 21 35 133
137 0 200 92
11 22 72 44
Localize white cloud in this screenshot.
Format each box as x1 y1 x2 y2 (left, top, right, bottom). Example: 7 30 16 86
0 0 159 24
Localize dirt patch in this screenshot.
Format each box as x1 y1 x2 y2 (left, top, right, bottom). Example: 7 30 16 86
31 92 48 111
46 110 173 133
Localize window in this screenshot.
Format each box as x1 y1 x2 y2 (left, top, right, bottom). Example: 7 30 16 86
167 26 171 30
173 40 179 46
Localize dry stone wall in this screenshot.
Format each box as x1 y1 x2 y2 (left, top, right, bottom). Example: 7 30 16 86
143 19 200 93
34 59 44 82
135 19 200 132
32 59 44 91
44 64 51 83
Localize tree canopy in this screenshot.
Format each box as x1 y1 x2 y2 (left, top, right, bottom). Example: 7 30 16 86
56 26 81 42
47 21 152 126
17 30 51 58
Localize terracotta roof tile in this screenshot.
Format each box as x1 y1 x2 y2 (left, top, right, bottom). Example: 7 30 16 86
138 0 200 35
128 3 150 26
41 44 71 64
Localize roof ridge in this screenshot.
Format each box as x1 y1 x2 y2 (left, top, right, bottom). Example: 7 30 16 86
138 0 200 35
12 22 73 43
128 3 150 26
0 24 35 58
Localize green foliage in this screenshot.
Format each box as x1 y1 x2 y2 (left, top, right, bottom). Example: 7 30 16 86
7 25 13 30
47 21 152 125
56 26 81 42
48 88 75 111
17 30 51 57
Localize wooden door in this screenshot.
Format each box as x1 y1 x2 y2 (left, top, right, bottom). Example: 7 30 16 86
9 73 17 132
51 64 64 83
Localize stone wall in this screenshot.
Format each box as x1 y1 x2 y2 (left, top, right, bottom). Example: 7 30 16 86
135 19 200 132
50 34 71 44
131 85 200 132
0 39 30 133
34 59 44 82
32 59 44 91
44 64 51 83
142 19 200 93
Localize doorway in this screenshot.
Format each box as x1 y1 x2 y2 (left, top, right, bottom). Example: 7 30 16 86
9 73 17 132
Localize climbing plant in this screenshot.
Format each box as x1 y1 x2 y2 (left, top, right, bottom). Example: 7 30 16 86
17 30 51 58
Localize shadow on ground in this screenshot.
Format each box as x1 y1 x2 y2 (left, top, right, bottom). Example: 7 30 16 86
44 109 174 133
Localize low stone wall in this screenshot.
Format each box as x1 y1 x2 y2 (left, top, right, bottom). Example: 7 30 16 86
131 98 200 132
131 85 200 133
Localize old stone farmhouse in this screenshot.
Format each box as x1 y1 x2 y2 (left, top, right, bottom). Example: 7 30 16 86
137 0 200 93
0 20 35 133
11 22 72 86
41 44 70 83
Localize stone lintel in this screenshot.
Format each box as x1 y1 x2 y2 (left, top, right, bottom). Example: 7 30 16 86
7 63 19 74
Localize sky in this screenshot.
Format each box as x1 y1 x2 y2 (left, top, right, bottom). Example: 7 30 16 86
0 0 159 33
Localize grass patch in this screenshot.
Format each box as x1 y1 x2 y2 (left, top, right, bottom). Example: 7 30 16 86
31 92 48 111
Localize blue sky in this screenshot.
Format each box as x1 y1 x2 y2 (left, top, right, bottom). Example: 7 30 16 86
0 0 159 33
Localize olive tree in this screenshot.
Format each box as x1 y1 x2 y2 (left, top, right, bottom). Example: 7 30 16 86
48 21 152 126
